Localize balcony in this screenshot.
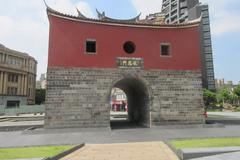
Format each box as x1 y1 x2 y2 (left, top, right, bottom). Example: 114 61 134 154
180 1 187 8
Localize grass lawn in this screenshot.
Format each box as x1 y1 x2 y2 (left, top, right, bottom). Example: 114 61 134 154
0 145 74 160
170 138 240 149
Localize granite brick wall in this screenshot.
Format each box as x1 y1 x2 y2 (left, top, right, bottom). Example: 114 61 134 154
45 67 205 129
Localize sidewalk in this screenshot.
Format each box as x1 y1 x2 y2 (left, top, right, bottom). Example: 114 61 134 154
61 142 179 160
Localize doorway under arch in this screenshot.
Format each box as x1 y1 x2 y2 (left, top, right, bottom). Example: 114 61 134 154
110 78 151 129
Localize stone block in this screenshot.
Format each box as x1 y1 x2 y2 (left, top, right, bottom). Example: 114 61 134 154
45 67 204 129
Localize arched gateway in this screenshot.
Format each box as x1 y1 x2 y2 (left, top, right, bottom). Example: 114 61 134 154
44 5 205 129
111 77 151 128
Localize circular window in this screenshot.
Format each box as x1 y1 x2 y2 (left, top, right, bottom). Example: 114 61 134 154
123 41 136 54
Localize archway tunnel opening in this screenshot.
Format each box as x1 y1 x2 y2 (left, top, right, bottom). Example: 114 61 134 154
110 78 150 129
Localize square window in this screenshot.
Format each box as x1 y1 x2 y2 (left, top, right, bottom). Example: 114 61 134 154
161 44 171 56
86 40 96 54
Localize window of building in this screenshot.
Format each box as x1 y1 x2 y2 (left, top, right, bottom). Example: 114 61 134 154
6 101 20 108
8 74 11 82
85 39 96 54
15 75 18 83
11 75 15 82
161 43 171 56
7 87 18 95
203 25 210 31
171 15 177 22
203 32 211 38
0 52 3 62
204 46 212 53
7 87 10 95
14 88 18 95
123 41 136 54
8 74 13 82
7 74 18 83
205 54 213 60
28 88 31 97
204 39 211 45
202 10 209 17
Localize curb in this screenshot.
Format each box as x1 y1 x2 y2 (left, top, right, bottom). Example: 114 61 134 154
164 140 183 160
179 147 240 160
44 143 85 160
164 141 240 160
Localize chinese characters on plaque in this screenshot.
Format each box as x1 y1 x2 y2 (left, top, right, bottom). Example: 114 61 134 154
117 57 143 69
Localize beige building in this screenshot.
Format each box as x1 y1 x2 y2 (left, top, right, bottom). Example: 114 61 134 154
215 79 233 90
0 44 37 108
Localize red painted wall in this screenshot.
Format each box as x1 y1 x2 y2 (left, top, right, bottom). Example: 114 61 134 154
48 15 201 70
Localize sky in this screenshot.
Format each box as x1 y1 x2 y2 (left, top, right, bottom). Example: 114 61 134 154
0 0 240 84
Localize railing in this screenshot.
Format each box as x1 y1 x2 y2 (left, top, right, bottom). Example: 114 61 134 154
0 105 45 115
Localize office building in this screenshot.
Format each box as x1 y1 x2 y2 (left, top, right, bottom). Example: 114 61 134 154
162 0 215 90
0 44 37 108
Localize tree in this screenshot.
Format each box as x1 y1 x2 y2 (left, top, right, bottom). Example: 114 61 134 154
203 89 217 107
234 85 240 97
35 89 46 105
233 85 240 106
217 88 232 105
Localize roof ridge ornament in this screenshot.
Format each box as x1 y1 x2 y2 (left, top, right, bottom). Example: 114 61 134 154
96 8 141 22
188 14 202 24
43 0 57 13
43 0 48 7
43 0 52 10
76 8 87 19
45 2 201 27
96 9 106 19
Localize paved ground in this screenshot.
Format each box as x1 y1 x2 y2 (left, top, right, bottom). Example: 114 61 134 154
208 112 240 117
0 121 43 127
1 124 240 148
190 151 240 160
61 142 179 160
0 112 239 160
207 112 240 125
0 114 44 131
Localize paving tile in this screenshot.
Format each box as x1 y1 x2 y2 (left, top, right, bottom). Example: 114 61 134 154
61 142 179 160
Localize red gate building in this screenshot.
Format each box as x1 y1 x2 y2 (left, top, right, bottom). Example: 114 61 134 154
45 5 205 129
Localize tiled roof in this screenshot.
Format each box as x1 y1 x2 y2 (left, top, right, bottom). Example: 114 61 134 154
96 9 141 23
46 4 201 28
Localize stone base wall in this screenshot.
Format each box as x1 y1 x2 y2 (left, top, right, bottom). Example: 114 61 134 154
45 67 205 129
0 96 27 109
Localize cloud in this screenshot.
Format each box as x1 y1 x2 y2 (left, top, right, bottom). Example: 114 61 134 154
201 0 240 36
47 0 94 17
47 0 76 14
131 0 240 36
1 0 239 80
131 0 162 18
211 11 240 36
76 1 94 18
0 0 48 79
0 0 94 79
0 16 14 38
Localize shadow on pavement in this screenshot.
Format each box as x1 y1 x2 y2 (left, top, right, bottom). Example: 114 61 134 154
110 120 148 130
